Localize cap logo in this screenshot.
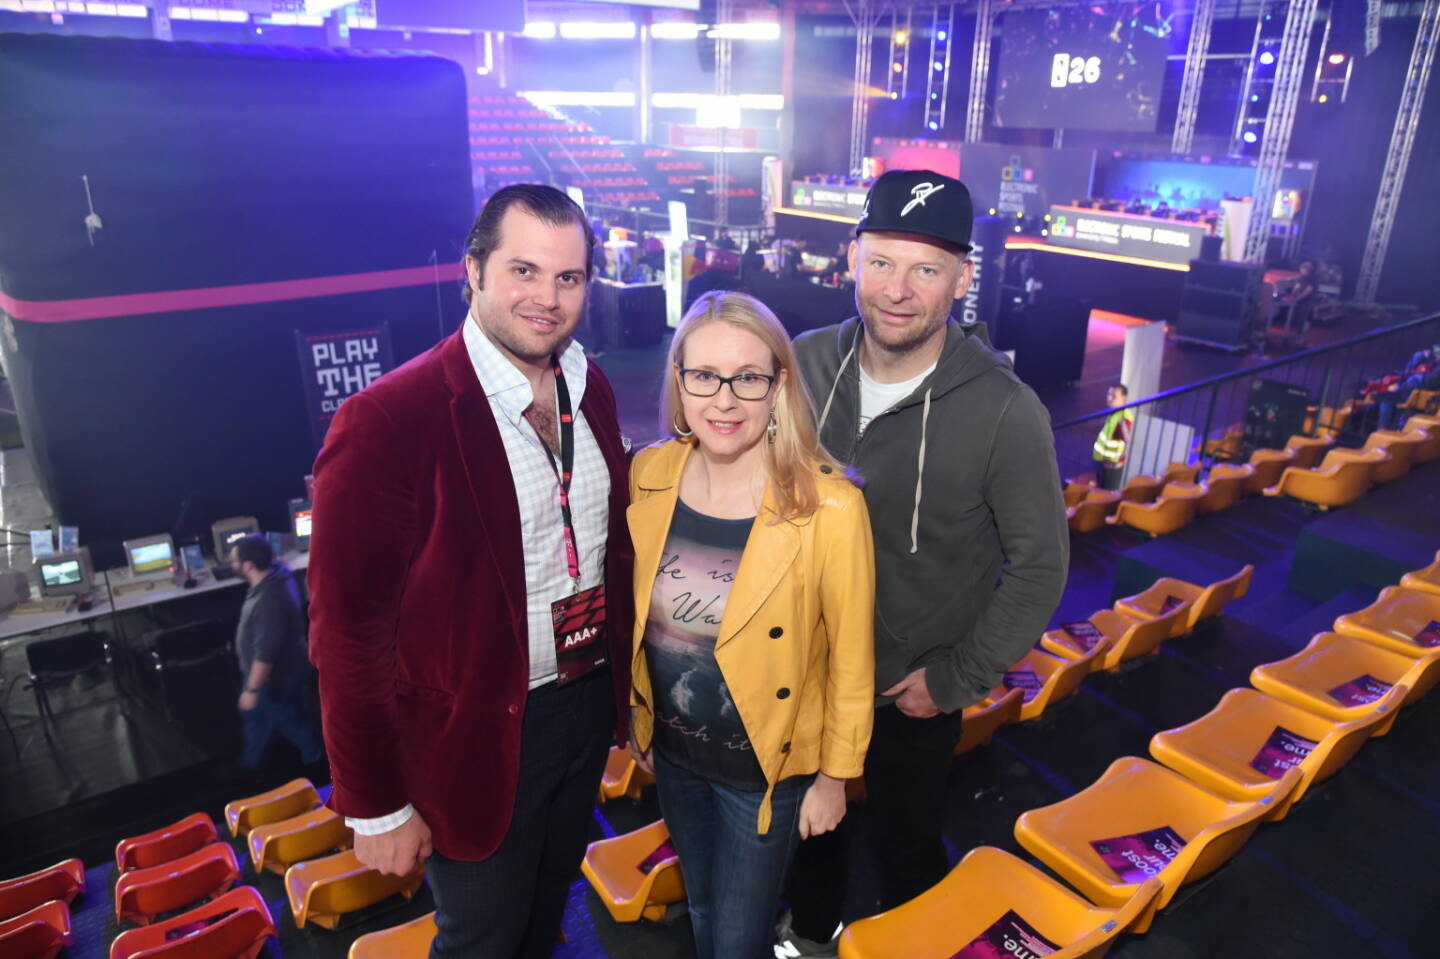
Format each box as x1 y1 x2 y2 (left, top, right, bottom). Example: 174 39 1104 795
901 182 944 217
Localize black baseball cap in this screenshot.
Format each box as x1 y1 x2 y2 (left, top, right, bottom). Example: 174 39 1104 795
856 169 974 252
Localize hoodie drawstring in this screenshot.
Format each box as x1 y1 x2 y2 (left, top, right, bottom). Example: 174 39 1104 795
910 387 932 554
817 338 858 436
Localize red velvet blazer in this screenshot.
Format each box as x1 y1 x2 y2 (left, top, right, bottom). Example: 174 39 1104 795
307 327 634 861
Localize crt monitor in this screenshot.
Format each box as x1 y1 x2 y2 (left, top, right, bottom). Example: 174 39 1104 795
37 549 94 598
211 516 260 561
123 534 176 578
290 498 312 548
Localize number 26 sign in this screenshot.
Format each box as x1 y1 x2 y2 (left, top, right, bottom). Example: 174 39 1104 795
1051 53 1102 88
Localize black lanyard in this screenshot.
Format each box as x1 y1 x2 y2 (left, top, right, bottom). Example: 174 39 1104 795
529 354 582 592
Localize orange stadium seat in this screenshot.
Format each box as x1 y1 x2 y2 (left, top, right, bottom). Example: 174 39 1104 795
599 746 655 802
1149 685 1406 822
1264 446 1387 510
1115 565 1253 634
1250 631 1439 723
1358 428 1423 482
1194 463 1254 513
348 912 438 958
1014 757 1301 933
1333 586 1440 659
286 848 424 930
1108 482 1206 537
985 645 1110 722
1042 607 1186 671
1242 446 1296 494
1400 550 1440 597
956 687 1024 754
1068 489 1122 533
224 778 320 838
581 820 686 923
1161 462 1200 484
1397 415 1440 462
1285 433 1335 470
1120 474 1164 504
837 846 1159 959
248 806 352 876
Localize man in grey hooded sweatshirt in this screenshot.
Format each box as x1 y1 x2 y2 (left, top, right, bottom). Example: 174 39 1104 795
776 169 1069 957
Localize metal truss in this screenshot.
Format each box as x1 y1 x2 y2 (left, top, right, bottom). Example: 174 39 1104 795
1357 0 1439 301
845 0 893 175
923 5 956 134
886 6 915 101
714 0 734 226
965 0 994 142
1243 0 1318 263
1172 0 1217 154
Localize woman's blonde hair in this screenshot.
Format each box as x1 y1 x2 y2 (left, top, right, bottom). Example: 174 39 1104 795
662 290 846 522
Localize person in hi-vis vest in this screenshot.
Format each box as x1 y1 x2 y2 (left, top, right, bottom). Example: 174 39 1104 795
1093 384 1133 491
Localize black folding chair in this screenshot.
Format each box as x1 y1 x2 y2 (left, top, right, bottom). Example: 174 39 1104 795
24 630 112 724
148 620 233 721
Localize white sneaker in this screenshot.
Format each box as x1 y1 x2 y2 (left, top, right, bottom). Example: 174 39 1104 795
773 911 842 959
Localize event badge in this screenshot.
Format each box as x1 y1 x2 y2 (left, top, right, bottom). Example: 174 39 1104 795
552 583 608 685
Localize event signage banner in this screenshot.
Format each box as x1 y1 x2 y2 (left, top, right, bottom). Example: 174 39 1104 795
1046 205 1208 265
295 325 395 451
960 144 1096 220
788 181 869 218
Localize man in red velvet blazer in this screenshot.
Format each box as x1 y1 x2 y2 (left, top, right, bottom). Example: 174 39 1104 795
308 185 634 958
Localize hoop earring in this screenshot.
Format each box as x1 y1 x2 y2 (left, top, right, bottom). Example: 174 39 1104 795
673 412 693 437
767 409 778 445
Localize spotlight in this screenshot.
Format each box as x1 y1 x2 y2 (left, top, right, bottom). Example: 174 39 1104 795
988 208 996 215
928 121 939 130
934 61 943 71
1243 131 1258 144
1328 52 1346 65
895 30 908 45
893 62 903 73
1043 214 1052 222
1318 93 1329 103
931 92 939 100
1259 51 1276 66
890 92 898 99
1250 94 1260 103
937 30 947 41
1041 229 1049 237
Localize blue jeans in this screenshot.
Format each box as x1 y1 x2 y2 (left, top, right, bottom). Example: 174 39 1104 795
239 687 324 769
654 753 811 959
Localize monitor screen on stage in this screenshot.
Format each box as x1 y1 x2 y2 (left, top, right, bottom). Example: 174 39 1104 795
294 508 312 539
42 558 82 587
212 516 259 561
994 4 1174 132
127 538 175 575
37 551 93 597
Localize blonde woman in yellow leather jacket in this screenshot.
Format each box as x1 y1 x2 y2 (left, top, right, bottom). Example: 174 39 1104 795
628 290 875 959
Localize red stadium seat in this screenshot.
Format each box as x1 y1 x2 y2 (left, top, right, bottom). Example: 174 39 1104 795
0 900 73 959
109 886 275 959
114 842 240 927
0 859 85 921
116 813 220 873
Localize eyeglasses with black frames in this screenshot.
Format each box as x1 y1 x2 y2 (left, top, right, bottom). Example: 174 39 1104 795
676 367 777 401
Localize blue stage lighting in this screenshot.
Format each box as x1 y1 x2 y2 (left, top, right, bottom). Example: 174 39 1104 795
1250 93 1260 102
934 61 943 71
937 30 947 41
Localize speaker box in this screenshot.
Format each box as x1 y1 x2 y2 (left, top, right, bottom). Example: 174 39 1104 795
1175 259 1265 349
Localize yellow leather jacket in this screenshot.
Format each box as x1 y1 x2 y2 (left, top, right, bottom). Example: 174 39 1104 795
628 439 876 834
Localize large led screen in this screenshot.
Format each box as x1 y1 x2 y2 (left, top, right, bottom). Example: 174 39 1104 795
993 4 1174 132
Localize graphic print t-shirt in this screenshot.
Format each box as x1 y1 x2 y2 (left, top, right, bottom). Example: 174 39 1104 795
643 499 766 790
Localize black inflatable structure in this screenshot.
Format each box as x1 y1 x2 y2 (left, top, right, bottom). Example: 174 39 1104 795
0 34 474 564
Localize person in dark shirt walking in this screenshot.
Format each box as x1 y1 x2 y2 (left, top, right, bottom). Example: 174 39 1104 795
231 533 323 769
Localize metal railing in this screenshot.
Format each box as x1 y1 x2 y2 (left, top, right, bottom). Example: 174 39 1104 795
1051 312 1440 483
